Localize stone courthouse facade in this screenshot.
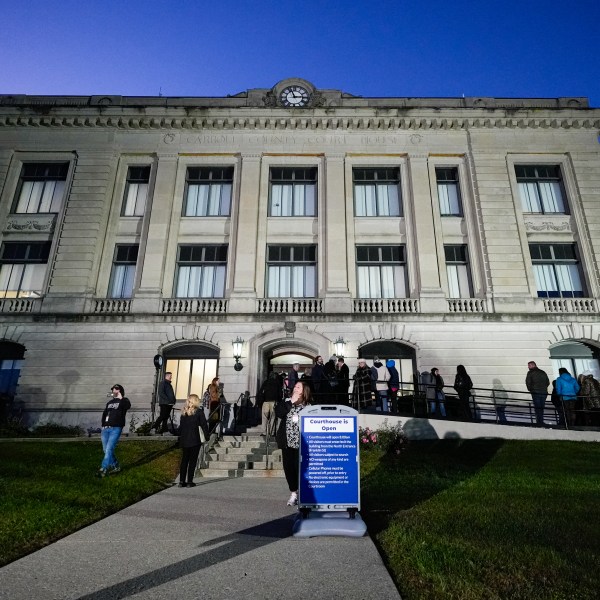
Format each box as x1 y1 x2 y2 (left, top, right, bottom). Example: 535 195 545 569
1 78 599 427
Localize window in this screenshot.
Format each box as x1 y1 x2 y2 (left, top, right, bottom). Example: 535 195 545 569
269 168 316 217
436 168 462 216
267 245 316 297
529 243 584 298
516 165 567 214
108 245 138 298
356 245 406 298
0 242 51 298
183 167 233 217
122 166 150 216
13 163 68 214
353 168 401 217
444 245 472 298
175 245 227 298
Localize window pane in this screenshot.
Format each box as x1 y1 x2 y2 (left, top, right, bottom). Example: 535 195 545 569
18 264 45 297
355 186 367 217
380 266 395 298
533 264 558 297
438 182 461 215
519 182 542 212
447 265 460 298
555 264 583 297
539 181 564 213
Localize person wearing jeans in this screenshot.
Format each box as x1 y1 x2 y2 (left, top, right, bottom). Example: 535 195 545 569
98 384 131 477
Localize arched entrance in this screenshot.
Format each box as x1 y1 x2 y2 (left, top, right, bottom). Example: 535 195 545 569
256 338 319 392
359 339 417 390
549 340 600 379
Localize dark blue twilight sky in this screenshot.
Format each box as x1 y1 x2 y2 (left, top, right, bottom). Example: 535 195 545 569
1 0 599 106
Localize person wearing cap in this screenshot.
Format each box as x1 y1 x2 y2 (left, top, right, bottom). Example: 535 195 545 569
386 359 400 413
97 384 131 477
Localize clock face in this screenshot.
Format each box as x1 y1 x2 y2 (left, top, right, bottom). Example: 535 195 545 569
280 85 310 107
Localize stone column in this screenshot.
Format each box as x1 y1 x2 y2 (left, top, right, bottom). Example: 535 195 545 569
228 153 261 313
407 154 446 312
322 153 351 313
134 153 179 311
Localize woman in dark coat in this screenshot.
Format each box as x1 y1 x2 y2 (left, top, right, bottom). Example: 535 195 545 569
453 365 473 420
275 380 313 506
178 393 209 487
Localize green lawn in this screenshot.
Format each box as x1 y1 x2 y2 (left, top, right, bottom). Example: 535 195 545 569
0 439 180 567
1 438 599 600
360 439 600 600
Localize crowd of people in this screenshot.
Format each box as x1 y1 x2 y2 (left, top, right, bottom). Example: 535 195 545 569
95 359 600 484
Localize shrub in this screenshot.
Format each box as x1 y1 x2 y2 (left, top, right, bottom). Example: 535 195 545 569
359 420 409 455
375 419 409 455
0 416 29 438
31 423 84 437
135 414 154 435
359 427 378 450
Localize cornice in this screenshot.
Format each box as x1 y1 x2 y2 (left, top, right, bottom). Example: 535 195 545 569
0 113 599 131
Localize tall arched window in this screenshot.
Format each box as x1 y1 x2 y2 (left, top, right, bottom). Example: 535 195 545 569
163 344 219 401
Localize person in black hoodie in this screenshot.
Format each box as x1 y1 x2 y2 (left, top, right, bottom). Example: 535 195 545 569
98 384 131 477
178 393 209 487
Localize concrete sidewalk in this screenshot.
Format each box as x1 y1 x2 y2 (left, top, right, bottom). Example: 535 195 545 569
0 477 400 600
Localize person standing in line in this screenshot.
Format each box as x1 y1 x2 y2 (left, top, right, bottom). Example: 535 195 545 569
97 384 131 477
153 371 176 434
275 380 313 506
323 356 339 404
579 370 600 426
337 357 350 405
427 368 447 418
353 358 373 409
453 365 473 420
287 362 300 394
178 393 209 488
555 367 580 428
386 359 400 413
525 361 550 426
300 367 314 393
258 371 281 436
372 357 390 412
312 355 325 403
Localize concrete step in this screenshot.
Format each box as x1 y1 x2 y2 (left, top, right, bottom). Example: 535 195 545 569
198 467 284 478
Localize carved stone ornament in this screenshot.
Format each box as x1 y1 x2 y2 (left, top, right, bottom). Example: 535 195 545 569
524 220 571 232
263 92 278 108
6 215 56 232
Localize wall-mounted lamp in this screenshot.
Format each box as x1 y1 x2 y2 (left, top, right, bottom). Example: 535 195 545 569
333 337 346 358
232 337 244 371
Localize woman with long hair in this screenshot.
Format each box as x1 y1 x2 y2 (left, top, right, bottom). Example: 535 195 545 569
178 393 209 488
275 380 312 506
205 377 221 433
453 364 473 420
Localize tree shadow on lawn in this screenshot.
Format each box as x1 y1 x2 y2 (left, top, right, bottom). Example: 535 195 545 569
361 438 505 535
